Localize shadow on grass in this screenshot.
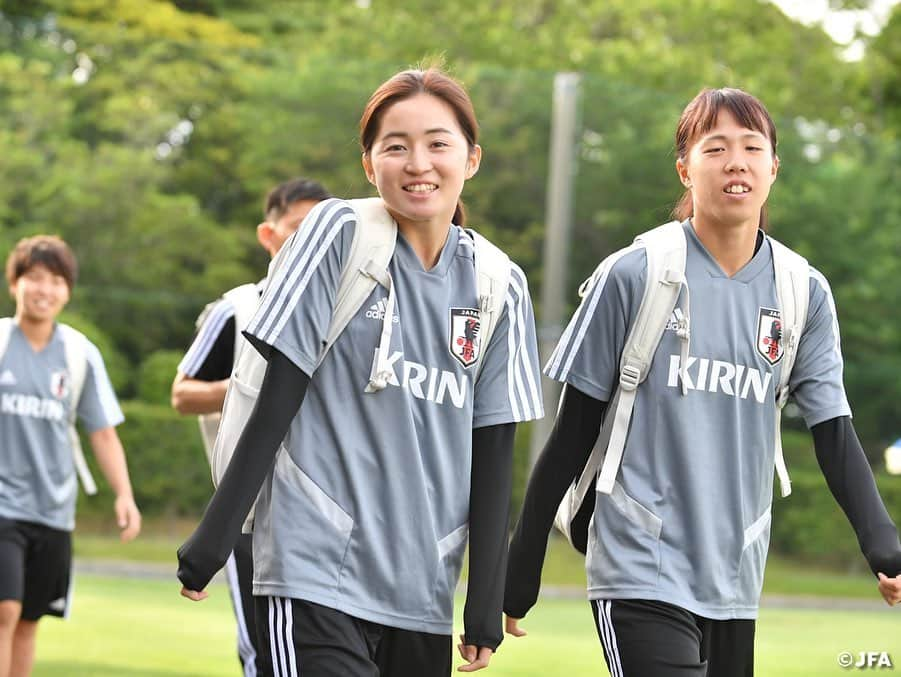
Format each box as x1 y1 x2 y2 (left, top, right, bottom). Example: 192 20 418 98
36 661 209 677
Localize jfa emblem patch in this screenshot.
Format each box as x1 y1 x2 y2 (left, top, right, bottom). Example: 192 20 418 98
50 370 70 400
449 308 481 368
756 307 784 365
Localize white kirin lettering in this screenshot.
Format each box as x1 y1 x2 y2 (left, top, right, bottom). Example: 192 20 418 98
381 351 468 408
667 356 771 404
1 393 66 421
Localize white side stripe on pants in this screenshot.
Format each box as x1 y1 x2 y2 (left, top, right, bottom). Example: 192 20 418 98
224 554 257 676
268 597 299 676
595 600 624 677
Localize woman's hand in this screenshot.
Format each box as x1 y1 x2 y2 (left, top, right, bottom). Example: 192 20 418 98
180 587 209 602
457 636 494 672
877 572 901 606
505 615 527 637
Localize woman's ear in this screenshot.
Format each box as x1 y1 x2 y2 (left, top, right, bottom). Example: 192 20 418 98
362 153 376 186
676 157 691 188
465 145 482 180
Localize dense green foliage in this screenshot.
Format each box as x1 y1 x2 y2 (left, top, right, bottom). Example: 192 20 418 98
3 1 901 564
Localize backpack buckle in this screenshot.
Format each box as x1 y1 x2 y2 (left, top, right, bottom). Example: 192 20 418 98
620 364 641 391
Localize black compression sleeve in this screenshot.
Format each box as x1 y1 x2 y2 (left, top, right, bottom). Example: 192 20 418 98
812 416 901 577
177 349 309 591
504 387 606 619
463 423 516 652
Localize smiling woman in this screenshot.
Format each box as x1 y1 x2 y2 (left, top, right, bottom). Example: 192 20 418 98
176 67 544 677
1 235 141 677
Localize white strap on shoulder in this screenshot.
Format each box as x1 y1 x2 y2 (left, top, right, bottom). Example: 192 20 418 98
0 318 12 357
584 222 688 496
58 323 98 495
596 221 687 494
769 236 810 498
222 283 262 357
323 198 397 392
465 229 512 379
199 283 261 455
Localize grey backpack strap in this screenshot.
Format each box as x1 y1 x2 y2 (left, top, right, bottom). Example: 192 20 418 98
769 236 810 498
322 197 397 392
0 318 12 357
583 222 687 500
198 283 262 461
58 324 97 496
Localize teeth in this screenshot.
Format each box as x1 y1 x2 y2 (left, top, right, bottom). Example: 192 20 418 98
405 184 437 193
725 185 750 194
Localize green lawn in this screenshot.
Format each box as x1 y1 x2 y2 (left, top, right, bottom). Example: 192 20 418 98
74 529 884 599
33 574 899 677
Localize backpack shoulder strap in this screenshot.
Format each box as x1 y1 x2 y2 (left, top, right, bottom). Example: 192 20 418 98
465 228 512 378
57 323 98 495
222 283 262 358
585 221 688 495
0 318 12 358
768 235 810 498
320 198 398 391
198 283 260 458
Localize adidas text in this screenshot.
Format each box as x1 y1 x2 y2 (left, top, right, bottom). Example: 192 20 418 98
365 300 399 323
667 355 771 404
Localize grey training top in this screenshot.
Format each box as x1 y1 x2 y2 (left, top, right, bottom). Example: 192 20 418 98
546 221 850 619
244 199 544 634
0 322 124 531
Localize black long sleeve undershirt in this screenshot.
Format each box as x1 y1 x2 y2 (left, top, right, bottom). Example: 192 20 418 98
464 422 517 651
811 416 901 577
504 387 606 619
177 349 309 592
504 386 901 620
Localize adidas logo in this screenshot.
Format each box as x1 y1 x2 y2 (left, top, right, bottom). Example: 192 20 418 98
665 308 686 332
365 299 399 323
48 597 67 612
0 369 16 386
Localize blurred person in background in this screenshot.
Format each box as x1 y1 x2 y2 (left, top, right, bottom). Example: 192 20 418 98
0 235 140 677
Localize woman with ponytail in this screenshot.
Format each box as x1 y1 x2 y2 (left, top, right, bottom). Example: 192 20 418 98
177 66 544 676
504 87 901 676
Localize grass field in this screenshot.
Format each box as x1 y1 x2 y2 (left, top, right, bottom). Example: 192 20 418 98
33 573 899 677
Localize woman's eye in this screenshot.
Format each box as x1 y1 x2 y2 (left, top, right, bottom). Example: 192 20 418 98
385 144 405 152
747 146 764 152
704 147 724 154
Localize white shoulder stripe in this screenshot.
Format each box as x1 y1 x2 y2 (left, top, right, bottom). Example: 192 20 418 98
179 300 235 376
83 342 122 423
506 267 543 419
260 210 354 344
548 243 643 380
250 199 345 339
504 292 522 421
809 267 843 359
251 200 353 342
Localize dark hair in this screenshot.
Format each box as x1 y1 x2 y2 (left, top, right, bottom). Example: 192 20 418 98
359 67 479 226
264 177 331 221
6 235 78 290
673 88 778 228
